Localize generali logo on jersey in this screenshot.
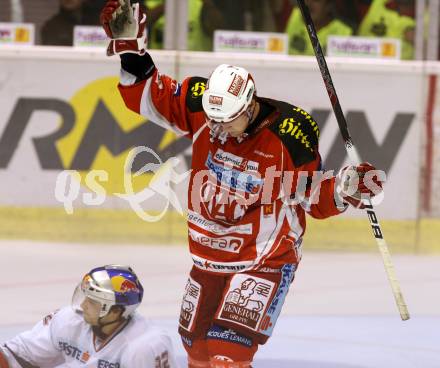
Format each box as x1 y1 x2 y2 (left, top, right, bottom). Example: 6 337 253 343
214 149 259 171
218 275 276 331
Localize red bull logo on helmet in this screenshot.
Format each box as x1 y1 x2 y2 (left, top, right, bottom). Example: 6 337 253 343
111 275 139 293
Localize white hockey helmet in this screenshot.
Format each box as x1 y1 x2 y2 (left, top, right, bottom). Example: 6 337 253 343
72 265 143 319
202 64 256 123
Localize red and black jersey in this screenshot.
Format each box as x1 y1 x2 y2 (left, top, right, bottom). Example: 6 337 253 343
118 53 346 274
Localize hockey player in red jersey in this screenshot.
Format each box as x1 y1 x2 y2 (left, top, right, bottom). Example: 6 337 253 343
101 2 385 367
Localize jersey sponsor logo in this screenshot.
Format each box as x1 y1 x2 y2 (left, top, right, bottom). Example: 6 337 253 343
228 75 244 96
179 277 201 332
189 228 244 253
203 151 260 224
209 95 223 105
276 107 320 156
58 342 91 363
191 81 206 97
192 255 252 273
253 150 274 159
188 210 253 235
218 274 276 331
260 264 296 336
82 351 91 362
207 325 253 347
206 153 262 194
257 267 281 273
98 359 120 368
214 149 259 171
263 204 274 216
293 107 320 138
278 118 314 152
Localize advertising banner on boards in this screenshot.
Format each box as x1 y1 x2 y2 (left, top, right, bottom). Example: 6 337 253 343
0 49 423 223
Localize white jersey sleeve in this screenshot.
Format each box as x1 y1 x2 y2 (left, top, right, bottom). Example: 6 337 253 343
1 310 64 368
123 329 180 368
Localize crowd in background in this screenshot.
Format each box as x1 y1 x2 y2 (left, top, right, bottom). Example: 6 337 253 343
0 0 428 60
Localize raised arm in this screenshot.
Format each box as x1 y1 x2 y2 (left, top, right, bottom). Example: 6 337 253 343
101 0 207 138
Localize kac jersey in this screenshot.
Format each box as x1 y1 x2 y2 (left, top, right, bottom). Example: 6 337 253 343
1 307 178 368
118 53 346 274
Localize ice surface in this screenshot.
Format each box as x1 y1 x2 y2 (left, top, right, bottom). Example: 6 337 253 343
1 241 438 367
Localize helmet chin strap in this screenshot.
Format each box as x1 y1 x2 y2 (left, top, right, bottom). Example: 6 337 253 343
237 100 256 141
92 311 126 339
209 123 228 144
245 100 256 123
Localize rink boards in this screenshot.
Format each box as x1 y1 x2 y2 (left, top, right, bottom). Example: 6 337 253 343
0 47 438 251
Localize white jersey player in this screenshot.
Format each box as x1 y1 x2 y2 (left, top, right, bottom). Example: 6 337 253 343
0 265 179 368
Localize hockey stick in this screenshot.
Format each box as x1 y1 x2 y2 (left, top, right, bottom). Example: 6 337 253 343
296 0 410 321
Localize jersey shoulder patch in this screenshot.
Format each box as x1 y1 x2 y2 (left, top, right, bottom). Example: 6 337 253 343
268 102 320 167
186 76 208 113
42 309 60 326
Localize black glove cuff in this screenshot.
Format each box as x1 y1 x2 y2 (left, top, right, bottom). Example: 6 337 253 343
120 53 156 83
